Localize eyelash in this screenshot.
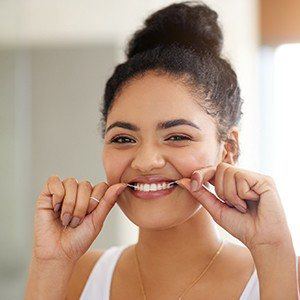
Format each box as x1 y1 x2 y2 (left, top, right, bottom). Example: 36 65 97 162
109 135 192 144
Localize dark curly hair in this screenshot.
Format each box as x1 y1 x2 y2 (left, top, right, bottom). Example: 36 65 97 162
99 0 243 161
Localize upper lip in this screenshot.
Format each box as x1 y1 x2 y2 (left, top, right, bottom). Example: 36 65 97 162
127 175 177 184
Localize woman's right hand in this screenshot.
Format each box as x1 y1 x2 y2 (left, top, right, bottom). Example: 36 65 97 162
32 175 126 263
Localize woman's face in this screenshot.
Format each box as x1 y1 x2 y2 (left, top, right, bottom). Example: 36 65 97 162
102 71 224 229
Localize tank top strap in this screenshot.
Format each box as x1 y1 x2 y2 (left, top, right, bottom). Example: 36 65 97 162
239 267 259 299
80 244 129 300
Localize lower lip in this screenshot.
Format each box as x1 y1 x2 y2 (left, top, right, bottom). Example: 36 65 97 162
127 184 177 200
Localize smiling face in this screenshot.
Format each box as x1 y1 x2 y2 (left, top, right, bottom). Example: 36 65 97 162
102 71 225 229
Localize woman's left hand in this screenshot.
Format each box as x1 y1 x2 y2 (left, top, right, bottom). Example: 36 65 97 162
176 162 292 252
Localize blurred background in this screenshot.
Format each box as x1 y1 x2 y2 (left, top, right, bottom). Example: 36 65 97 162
1 0 300 298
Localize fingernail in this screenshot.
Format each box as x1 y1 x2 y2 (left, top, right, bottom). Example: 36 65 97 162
175 180 184 189
69 216 80 228
54 203 61 213
236 204 247 213
190 180 198 192
62 213 72 226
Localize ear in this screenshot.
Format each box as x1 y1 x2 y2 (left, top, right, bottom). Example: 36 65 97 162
221 127 240 165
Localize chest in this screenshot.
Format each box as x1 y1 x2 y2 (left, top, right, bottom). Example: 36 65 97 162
109 265 252 300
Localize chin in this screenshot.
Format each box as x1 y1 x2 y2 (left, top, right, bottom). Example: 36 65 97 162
117 197 202 230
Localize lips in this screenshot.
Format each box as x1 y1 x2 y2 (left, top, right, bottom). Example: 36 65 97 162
127 175 177 184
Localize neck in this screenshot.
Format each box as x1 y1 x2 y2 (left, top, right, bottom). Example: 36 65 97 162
135 208 223 281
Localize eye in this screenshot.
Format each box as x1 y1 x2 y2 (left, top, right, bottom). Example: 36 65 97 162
109 134 192 144
110 136 136 144
167 135 192 142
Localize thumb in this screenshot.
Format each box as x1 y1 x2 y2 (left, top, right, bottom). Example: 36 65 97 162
176 178 235 224
88 183 126 233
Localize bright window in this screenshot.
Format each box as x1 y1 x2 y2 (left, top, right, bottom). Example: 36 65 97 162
261 44 300 254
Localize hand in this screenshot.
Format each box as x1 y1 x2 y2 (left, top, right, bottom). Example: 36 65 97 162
32 175 126 263
176 162 292 252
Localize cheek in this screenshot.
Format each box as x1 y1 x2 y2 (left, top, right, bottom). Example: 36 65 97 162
102 148 130 185
170 143 219 177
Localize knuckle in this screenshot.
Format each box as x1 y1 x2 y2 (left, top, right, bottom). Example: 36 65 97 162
235 171 243 180
47 177 65 197
223 166 232 176
260 175 275 189
64 177 78 184
265 175 274 184
216 163 223 172
79 180 92 189
94 182 109 193
218 162 229 169
48 174 59 181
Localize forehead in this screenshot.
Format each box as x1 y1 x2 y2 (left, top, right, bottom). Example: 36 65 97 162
107 72 213 126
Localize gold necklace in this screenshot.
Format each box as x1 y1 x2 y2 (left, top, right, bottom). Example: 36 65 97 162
134 240 225 300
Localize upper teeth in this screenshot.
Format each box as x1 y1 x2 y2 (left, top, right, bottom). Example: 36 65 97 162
133 182 174 192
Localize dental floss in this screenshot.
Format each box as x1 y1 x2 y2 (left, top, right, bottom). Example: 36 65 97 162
126 183 136 188
126 181 178 189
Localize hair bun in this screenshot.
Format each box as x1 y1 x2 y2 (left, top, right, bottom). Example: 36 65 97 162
126 1 223 59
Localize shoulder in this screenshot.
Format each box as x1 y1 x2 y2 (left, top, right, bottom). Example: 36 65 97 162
66 249 105 300
222 241 254 270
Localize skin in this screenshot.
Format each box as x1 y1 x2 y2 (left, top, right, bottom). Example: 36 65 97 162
103 71 226 228
25 70 299 299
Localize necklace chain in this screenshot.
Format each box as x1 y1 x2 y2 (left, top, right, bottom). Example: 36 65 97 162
134 240 225 300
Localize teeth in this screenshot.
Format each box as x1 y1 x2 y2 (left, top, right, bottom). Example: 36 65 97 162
130 181 176 192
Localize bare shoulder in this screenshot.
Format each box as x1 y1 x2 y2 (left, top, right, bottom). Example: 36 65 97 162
219 241 255 279
66 249 105 300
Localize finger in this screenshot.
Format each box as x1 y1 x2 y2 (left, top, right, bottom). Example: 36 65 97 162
61 177 78 227
40 175 65 212
223 168 247 212
176 178 243 225
37 176 65 222
69 180 93 228
235 171 260 201
213 163 230 200
191 166 216 191
89 183 126 233
87 182 109 214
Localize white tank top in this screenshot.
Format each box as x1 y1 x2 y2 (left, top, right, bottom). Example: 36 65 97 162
80 245 298 300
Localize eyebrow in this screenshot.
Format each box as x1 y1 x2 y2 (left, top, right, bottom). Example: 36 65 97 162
105 118 201 134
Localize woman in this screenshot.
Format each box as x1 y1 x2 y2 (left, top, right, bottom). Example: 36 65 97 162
25 1 299 299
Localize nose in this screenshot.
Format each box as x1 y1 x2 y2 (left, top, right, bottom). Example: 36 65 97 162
131 142 165 173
